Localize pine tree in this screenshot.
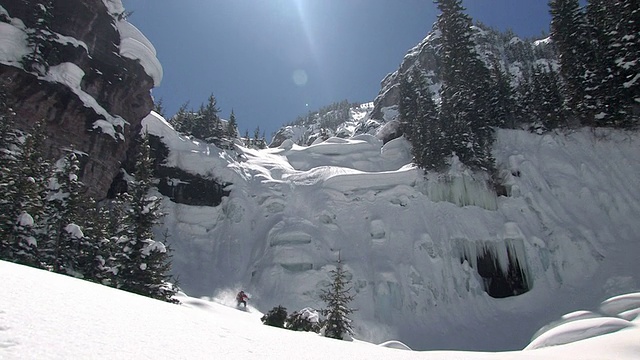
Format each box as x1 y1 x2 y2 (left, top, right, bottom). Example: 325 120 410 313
513 65 536 127
529 65 566 131
227 109 238 138
114 131 176 302
0 116 20 261
319 258 356 340
436 0 495 171
253 126 261 145
0 88 16 259
41 150 84 274
192 94 221 143
398 72 419 143
261 305 288 328
488 60 515 129
0 119 49 265
549 0 595 124
153 97 165 118
585 0 639 127
171 101 193 134
21 1 58 74
10 121 49 266
616 0 639 123
74 198 116 284
399 68 446 171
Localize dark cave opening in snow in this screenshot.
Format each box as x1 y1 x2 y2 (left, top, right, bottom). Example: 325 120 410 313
475 248 530 298
457 239 531 298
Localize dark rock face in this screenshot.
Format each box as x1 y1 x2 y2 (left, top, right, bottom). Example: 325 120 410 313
148 135 231 206
0 0 154 199
109 134 231 207
156 168 230 207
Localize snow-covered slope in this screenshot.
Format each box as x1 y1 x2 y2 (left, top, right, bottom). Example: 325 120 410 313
270 102 375 147
2 260 639 359
143 111 640 351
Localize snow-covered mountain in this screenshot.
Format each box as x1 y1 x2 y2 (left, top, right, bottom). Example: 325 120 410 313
144 110 640 351
368 24 556 130
269 101 375 147
269 25 557 148
134 22 638 353
3 260 639 359
2 0 638 354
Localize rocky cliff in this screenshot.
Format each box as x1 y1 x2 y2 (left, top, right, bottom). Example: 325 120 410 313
267 25 557 148
369 24 556 129
0 0 158 199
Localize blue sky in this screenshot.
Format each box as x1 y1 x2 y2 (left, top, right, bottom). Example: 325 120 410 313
123 0 552 138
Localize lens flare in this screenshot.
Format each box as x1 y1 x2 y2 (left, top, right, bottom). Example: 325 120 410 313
292 69 308 86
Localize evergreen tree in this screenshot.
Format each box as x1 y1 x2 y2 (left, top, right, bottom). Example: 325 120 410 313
253 126 261 145
585 0 638 127
74 198 116 284
261 305 288 328
171 101 193 134
153 97 165 118
512 65 536 127
227 109 238 138
529 65 566 131
192 94 221 143
319 259 356 340
549 0 595 124
0 88 15 259
10 121 49 266
488 60 515 129
398 72 419 142
21 1 58 74
0 119 49 266
114 131 176 302
399 68 446 171
616 0 639 123
436 0 495 171
41 150 84 274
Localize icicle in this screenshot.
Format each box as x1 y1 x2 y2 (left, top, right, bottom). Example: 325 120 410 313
427 174 498 210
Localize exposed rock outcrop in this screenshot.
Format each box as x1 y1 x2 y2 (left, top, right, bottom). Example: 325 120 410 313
369 25 556 124
0 0 156 199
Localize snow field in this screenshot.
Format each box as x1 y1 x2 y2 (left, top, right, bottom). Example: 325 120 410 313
1 260 639 359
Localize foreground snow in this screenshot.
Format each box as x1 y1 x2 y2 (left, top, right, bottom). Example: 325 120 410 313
1 261 639 359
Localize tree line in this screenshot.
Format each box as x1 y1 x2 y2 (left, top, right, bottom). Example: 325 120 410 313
400 0 638 173
0 93 177 303
163 94 267 149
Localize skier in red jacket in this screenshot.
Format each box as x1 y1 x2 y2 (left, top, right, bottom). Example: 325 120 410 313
236 291 249 308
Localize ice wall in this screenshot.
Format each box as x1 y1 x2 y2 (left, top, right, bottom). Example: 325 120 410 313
148 114 640 352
